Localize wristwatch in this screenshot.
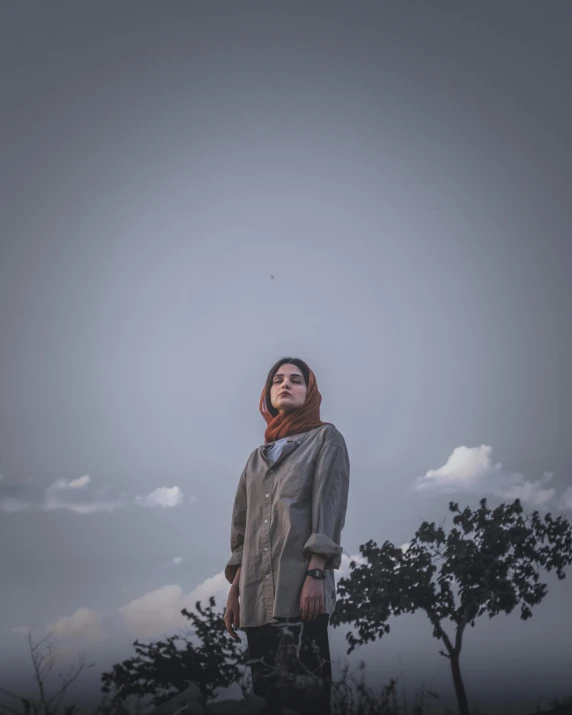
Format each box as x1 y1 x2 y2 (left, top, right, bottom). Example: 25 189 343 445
307 568 326 580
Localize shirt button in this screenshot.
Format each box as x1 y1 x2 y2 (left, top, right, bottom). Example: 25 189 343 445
264 519 268 523
265 493 270 498
265 574 269 578
264 547 268 551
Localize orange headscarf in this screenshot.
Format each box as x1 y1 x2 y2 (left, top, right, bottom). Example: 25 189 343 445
259 365 334 443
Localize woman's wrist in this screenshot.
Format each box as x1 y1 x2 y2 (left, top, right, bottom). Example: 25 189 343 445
308 554 328 570
230 584 239 594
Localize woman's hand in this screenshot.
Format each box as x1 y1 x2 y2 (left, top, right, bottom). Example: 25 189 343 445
224 587 241 641
299 576 324 621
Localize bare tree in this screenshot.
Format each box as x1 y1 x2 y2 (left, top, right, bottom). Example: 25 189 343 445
0 629 94 715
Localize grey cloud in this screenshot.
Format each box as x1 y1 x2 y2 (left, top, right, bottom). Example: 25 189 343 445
0 475 191 513
1 474 124 514
0 474 45 512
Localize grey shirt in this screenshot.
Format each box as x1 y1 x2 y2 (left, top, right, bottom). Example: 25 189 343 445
225 424 350 629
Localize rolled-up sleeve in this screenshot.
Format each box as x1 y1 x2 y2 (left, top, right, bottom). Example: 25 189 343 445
302 441 350 570
224 467 248 584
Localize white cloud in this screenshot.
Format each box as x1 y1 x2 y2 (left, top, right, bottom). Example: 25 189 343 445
46 608 107 645
119 585 187 638
134 486 184 508
119 571 229 638
412 445 557 506
70 475 90 488
173 557 185 565
50 475 91 490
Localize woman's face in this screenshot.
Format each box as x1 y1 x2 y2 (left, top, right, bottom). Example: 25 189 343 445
269 364 308 414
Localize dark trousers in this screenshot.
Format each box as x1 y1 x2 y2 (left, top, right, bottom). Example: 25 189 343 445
245 614 332 715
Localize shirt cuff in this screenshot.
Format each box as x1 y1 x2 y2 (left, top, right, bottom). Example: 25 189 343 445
224 546 243 584
303 533 343 569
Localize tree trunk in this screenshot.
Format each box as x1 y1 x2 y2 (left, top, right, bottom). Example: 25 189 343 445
449 651 470 715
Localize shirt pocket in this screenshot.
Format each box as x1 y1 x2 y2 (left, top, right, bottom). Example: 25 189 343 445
276 463 313 500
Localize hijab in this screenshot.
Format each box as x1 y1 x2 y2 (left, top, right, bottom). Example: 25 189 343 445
259 364 334 444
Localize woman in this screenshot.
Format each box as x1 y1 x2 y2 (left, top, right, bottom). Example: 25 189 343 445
223 357 350 715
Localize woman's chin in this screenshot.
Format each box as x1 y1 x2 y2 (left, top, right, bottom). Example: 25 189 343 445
279 405 298 414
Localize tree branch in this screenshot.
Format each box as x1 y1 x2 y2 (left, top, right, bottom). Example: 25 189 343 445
47 654 93 713
28 632 51 712
426 611 455 656
0 689 24 704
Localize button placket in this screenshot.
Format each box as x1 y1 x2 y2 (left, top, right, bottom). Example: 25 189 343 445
262 466 275 617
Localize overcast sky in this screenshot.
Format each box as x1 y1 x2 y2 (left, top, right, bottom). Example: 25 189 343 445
1 3 571 713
